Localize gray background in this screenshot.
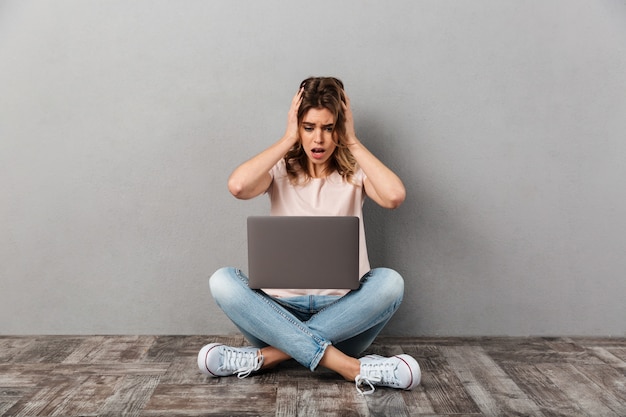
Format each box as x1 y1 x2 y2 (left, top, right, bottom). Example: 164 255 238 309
2 0 625 336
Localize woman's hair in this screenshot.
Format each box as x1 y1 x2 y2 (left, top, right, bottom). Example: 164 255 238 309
284 76 358 185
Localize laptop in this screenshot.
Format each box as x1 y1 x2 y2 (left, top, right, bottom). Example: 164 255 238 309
247 216 360 290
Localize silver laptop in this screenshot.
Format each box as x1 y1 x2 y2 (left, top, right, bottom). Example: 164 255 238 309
247 216 360 289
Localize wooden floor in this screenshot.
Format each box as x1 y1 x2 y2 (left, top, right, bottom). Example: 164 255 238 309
0 335 625 416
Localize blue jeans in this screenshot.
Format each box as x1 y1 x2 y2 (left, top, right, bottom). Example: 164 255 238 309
209 266 404 371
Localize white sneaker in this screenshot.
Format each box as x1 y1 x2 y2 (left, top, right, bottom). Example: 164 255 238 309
355 354 421 395
197 343 264 378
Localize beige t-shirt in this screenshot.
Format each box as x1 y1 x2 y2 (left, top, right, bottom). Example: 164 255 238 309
264 159 371 297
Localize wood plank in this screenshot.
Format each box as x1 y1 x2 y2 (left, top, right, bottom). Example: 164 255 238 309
375 336 483 347
402 344 479 415
503 364 588 417
72 335 156 363
606 347 626 363
571 363 626 410
0 337 36 363
400 389 436 415
143 335 193 362
158 356 207 385
587 346 626 372
61 336 107 363
543 337 588 352
141 384 277 416
440 346 502 416
363 388 410 417
296 379 370 417
484 337 598 366
97 375 161 417
422 362 482 415
145 335 243 363
274 383 298 417
32 374 119 417
0 364 58 387
2 376 79 417
7 336 86 364
537 362 625 417
567 337 626 348
0 388 32 416
442 345 547 416
49 362 170 377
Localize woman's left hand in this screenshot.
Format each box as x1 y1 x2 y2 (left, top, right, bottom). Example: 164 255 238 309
342 93 359 146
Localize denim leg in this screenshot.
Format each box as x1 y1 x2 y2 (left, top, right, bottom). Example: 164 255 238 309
334 320 389 357
209 266 404 370
305 268 404 351
271 293 387 357
229 323 269 349
209 267 331 371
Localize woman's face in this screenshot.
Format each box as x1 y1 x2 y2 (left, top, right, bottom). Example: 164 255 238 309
299 107 337 177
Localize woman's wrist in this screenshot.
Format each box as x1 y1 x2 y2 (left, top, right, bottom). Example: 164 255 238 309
281 132 299 147
345 134 361 149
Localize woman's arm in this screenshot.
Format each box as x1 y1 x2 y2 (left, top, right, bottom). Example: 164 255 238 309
343 95 406 209
228 89 303 200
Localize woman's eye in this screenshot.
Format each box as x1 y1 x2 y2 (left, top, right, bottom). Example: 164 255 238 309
303 127 313 132
325 127 334 132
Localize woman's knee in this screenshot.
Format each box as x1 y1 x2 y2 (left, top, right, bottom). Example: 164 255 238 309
371 267 405 304
209 266 240 302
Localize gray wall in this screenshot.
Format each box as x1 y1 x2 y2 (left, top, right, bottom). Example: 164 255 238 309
2 0 625 336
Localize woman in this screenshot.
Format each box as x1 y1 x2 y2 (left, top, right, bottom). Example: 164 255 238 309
198 77 420 395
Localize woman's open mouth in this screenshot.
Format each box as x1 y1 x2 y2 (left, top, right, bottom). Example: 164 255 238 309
311 148 325 159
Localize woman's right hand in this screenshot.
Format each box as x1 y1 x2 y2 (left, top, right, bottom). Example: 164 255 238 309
285 87 303 143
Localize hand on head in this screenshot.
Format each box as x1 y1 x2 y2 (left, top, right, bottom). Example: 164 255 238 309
285 87 304 144
341 93 358 146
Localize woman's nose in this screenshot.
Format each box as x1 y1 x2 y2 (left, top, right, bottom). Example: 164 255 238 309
313 130 323 143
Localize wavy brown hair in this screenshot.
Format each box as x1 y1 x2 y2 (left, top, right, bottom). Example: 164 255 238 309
284 77 358 185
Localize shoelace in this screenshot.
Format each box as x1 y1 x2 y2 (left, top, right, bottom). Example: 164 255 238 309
354 375 377 395
219 347 264 379
355 359 398 395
